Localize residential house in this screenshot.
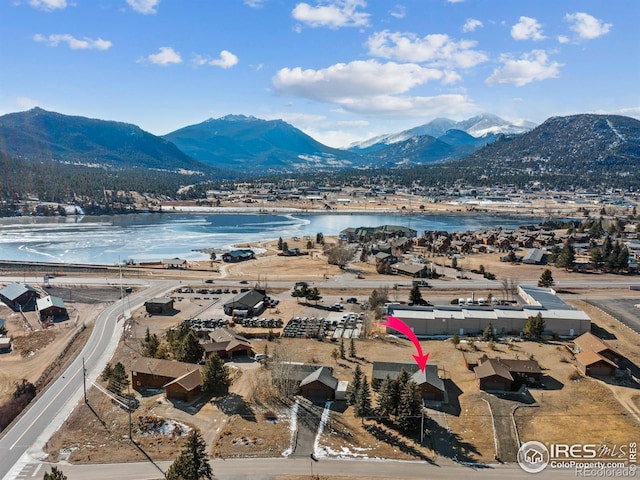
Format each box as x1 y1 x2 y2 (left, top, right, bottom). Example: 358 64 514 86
37 295 68 322
0 283 38 312
202 328 253 359
222 249 255 263
573 332 622 377
161 258 187 269
131 357 205 400
522 248 545 265
299 366 339 402
410 365 446 401
391 263 429 278
474 356 542 391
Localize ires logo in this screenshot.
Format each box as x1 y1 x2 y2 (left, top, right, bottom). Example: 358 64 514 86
518 441 637 474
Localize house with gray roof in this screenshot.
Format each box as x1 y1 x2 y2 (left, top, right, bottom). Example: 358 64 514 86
37 295 68 322
0 283 38 312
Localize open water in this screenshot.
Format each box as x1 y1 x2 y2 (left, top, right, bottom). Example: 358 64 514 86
0 212 537 265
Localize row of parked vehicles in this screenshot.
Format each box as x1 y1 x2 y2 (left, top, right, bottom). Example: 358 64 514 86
188 317 230 329
238 317 283 328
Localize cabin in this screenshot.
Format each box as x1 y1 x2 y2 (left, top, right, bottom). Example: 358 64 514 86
410 365 446 401
202 328 253 359
474 358 514 391
161 258 187 269
131 357 203 400
0 283 38 312
37 295 68 322
222 249 255 263
299 366 339 402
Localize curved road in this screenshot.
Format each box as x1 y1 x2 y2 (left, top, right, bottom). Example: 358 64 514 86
0 280 177 480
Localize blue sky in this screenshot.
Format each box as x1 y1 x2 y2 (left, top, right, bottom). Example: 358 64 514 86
1 0 638 147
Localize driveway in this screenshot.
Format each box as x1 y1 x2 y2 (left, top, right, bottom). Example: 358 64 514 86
481 392 522 463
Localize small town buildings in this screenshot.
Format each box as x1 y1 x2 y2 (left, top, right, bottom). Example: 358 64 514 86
144 298 175 315
202 328 253 359
387 285 590 337
223 289 266 317
0 337 12 354
0 283 38 312
391 263 429 278
222 249 255 263
339 225 417 243
573 332 621 365
36 295 68 322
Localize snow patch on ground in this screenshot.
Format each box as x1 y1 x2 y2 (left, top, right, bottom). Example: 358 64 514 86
313 401 332 456
316 445 373 459
281 398 299 457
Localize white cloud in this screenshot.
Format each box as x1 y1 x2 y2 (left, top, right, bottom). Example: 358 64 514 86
565 12 612 40
126 0 159 15
33 33 112 50
272 59 477 118
447 0 464 3
366 30 488 69
292 0 369 29
28 0 67 11
486 50 562 86
142 47 182 66
244 0 266 7
511 16 546 41
194 50 239 69
462 18 483 33
597 106 640 120
557 35 569 44
390 4 405 19
274 60 447 102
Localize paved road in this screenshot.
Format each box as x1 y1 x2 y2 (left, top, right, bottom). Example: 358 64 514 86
36 456 580 480
0 280 178 480
481 393 521 463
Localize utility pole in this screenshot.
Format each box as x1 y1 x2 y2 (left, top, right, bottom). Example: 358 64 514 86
82 357 87 404
128 384 132 441
420 401 425 444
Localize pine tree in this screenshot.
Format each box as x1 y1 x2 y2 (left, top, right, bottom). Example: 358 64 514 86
277 237 284 250
108 361 129 394
179 330 204 364
165 429 213 480
101 362 113 382
201 353 231 395
354 375 372 423
346 364 362 405
537 269 555 288
451 333 460 349
523 313 546 339
556 243 576 270
349 337 356 358
482 323 494 341
339 338 346 360
376 374 396 418
409 283 422 305
396 381 423 432
43 466 67 480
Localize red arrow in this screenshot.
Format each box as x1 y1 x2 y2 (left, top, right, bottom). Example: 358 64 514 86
380 315 429 372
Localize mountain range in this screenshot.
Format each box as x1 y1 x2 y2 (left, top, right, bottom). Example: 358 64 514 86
0 108 209 173
0 108 639 191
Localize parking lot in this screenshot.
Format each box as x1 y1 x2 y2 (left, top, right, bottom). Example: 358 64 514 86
587 298 640 334
282 311 364 339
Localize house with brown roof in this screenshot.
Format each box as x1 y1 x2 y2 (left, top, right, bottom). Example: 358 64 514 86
573 332 621 365
474 358 514 391
372 361 446 402
202 328 253 359
474 356 543 391
575 350 618 377
573 332 621 377
131 357 203 400
299 366 339 402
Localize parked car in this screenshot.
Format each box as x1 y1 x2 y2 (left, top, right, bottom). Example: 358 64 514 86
346 297 358 304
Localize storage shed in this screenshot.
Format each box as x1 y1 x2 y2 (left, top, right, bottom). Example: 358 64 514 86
144 298 175 315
